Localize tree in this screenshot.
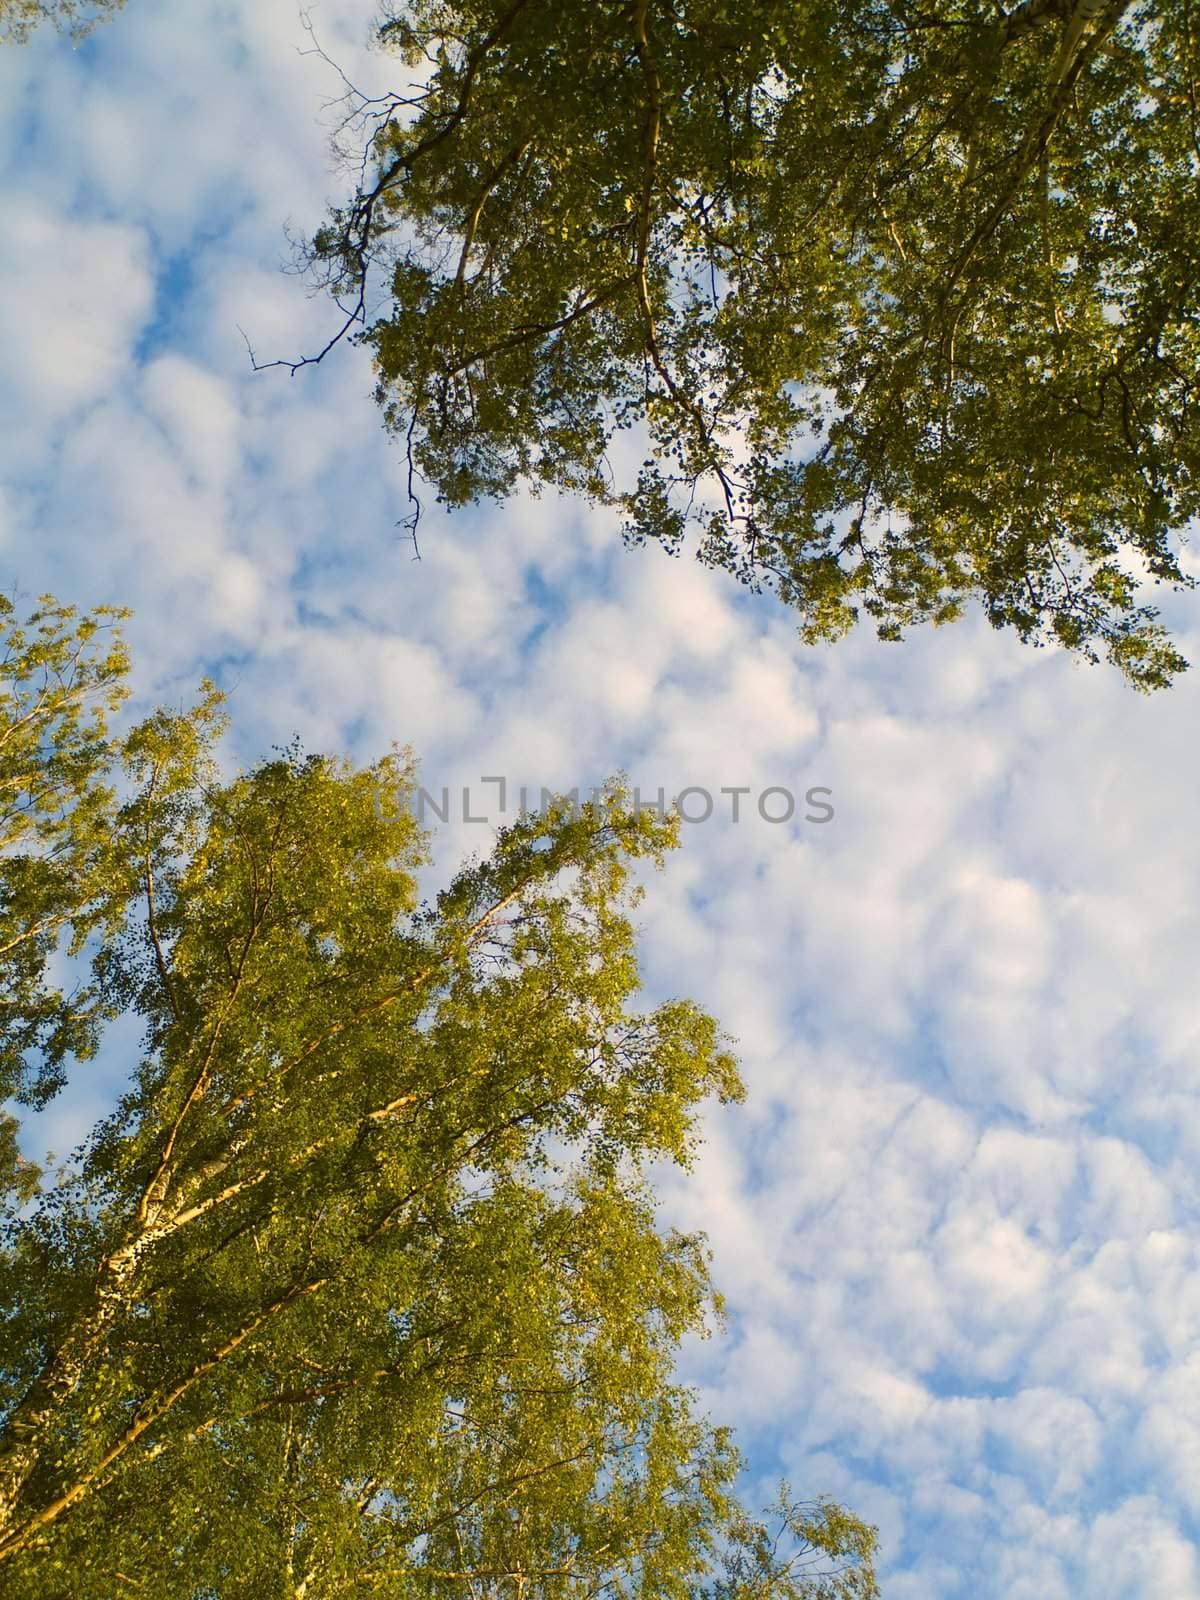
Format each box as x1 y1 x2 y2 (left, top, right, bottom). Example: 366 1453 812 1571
0 0 127 45
0 651 878 1596
290 0 1200 690
0 595 136 1108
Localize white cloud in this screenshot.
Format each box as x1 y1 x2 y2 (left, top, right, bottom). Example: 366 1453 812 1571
1083 1497 1200 1599
0 204 152 447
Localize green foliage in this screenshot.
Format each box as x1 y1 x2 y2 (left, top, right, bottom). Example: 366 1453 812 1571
309 0 1200 688
0 595 134 1106
715 1491 883 1600
0 626 878 1597
0 1113 39 1212
0 0 126 44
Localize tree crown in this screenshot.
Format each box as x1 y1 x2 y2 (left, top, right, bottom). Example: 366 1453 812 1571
0 637 878 1597
301 0 1200 688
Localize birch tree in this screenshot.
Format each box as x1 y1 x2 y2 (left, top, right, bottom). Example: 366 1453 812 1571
293 0 1200 689
0 647 878 1596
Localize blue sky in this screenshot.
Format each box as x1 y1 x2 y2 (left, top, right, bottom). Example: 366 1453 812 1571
4 4 1200 1594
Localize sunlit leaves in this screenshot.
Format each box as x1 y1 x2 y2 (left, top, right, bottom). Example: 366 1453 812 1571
0 595 133 1105
0 634 876 1596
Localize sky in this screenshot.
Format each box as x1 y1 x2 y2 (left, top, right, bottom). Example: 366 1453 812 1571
3 3 1200 1594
